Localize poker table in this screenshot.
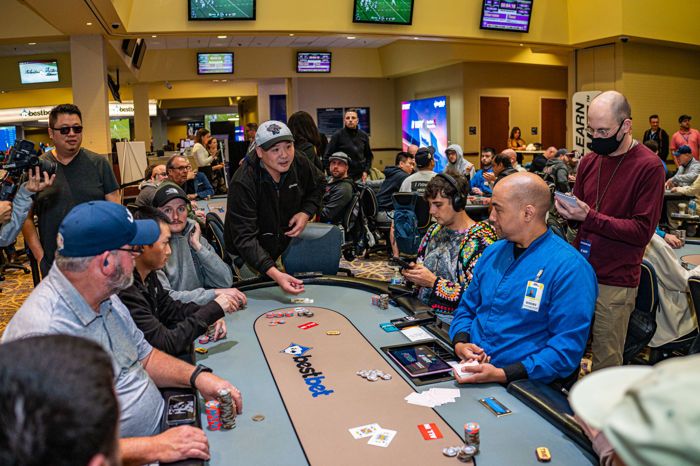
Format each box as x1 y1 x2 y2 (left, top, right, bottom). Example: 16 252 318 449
194 276 596 466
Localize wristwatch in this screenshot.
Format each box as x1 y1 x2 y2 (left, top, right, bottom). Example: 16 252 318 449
189 364 213 390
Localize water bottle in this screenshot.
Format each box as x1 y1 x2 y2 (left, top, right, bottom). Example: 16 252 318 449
690 199 697 216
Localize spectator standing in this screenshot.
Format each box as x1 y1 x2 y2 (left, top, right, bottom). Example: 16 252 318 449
671 114 700 159
288 110 324 171
643 114 670 161
324 109 374 182
556 91 665 371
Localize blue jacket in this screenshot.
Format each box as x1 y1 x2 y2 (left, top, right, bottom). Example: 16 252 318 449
449 229 597 383
470 167 493 195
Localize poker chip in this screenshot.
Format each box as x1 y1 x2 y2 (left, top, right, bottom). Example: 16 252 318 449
194 347 208 354
268 321 277 326
277 320 286 324
357 369 392 382
381 374 392 380
457 445 477 462
205 400 221 431
266 313 275 319
251 414 266 422
443 446 460 457
198 336 209 344
206 324 217 341
371 294 390 309
217 389 237 430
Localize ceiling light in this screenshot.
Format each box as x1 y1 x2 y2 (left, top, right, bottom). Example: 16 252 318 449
414 37 420 40
347 36 356 40
519 43 524 46
28 42 36 45
218 35 227 39
152 35 157 38
221 79 228 82
86 22 92 26
289 33 295 36
212 79 220 83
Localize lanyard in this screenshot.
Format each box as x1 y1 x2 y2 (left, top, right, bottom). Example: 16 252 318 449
595 140 636 211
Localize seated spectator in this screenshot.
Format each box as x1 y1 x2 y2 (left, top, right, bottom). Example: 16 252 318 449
376 151 415 223
1 200 243 464
194 170 215 199
400 147 437 193
444 144 474 179
667 145 700 189
492 152 518 185
166 155 197 199
118 207 240 357
320 152 355 224
563 150 581 180
644 140 668 175
542 148 571 192
136 164 167 207
449 173 597 384
529 146 554 174
655 226 682 249
152 184 243 306
643 233 699 347
508 126 527 150
402 173 497 322
502 148 526 172
670 156 700 235
572 354 700 466
470 147 495 196
0 335 119 466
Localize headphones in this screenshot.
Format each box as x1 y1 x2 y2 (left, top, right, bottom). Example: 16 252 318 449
435 173 466 211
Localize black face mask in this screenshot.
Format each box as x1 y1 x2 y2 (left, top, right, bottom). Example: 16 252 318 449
587 122 624 155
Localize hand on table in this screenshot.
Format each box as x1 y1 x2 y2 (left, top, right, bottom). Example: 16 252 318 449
665 179 674 190
401 263 437 288
25 166 56 193
195 372 243 414
670 187 679 193
154 425 210 462
0 201 11 223
277 272 305 294
664 233 683 249
214 293 240 313
212 318 227 340
554 197 591 222
286 212 310 237
215 288 247 308
471 188 483 196
454 342 490 363
454 363 506 384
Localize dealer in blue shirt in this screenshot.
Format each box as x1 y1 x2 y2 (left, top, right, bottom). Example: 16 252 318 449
449 173 598 384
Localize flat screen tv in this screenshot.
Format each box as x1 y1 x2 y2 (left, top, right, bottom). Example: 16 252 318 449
188 0 255 20
401 96 448 172
0 126 17 152
110 119 131 140
297 52 331 73
197 53 234 74
353 0 414 25
132 39 147 69
480 0 533 33
18 60 59 84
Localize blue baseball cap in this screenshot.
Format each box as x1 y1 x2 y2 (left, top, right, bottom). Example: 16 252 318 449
673 145 692 156
57 201 160 257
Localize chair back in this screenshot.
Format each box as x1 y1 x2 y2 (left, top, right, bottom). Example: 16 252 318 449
282 223 343 276
204 212 228 264
623 260 659 363
687 277 700 354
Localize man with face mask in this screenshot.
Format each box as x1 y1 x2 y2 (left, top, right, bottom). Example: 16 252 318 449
555 91 665 372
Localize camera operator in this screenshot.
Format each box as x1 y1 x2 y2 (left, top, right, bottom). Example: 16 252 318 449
0 167 55 247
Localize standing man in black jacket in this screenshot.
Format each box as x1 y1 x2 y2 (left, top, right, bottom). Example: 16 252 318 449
324 109 374 182
643 114 670 162
118 207 239 357
224 120 325 294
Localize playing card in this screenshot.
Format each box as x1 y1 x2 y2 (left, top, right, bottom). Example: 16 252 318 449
349 423 381 439
453 360 479 381
367 428 397 447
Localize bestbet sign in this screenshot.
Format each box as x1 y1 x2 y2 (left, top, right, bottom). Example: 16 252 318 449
293 355 334 398
0 101 157 124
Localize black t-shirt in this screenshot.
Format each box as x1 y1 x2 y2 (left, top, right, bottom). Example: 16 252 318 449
513 245 527 260
35 148 119 268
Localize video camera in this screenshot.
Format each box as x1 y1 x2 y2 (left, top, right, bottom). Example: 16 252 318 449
1 139 57 201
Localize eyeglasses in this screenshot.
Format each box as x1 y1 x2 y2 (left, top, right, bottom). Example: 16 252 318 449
171 166 189 171
51 125 83 135
586 121 623 138
116 245 144 255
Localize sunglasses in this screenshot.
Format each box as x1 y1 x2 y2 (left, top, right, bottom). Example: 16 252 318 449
51 125 83 135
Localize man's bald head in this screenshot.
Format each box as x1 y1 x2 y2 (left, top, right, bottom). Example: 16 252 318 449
590 91 631 123
502 148 517 164
494 172 551 220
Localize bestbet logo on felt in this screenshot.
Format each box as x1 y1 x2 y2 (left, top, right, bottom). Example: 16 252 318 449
418 423 443 440
281 343 334 398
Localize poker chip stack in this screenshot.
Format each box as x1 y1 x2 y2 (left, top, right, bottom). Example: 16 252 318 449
356 369 392 381
205 400 221 431
457 445 477 462
218 389 237 430
206 325 217 341
464 422 480 453
371 294 390 309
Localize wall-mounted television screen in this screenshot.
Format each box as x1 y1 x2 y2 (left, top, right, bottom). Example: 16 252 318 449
297 52 331 73
0 126 17 151
480 0 533 33
18 60 59 84
401 96 448 172
187 121 205 138
189 0 255 20
132 39 147 69
110 119 131 140
353 0 414 25
197 53 234 74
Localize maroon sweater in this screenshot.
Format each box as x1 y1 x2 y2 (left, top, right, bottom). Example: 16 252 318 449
573 143 665 287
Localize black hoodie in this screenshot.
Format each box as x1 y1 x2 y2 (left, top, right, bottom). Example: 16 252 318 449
376 166 410 212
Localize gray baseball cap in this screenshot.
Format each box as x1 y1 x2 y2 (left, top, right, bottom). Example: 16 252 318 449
329 152 350 165
255 120 294 150
570 354 700 466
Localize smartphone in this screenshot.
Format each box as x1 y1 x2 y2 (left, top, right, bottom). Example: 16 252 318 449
166 394 197 426
390 312 436 329
391 256 413 269
554 191 578 207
